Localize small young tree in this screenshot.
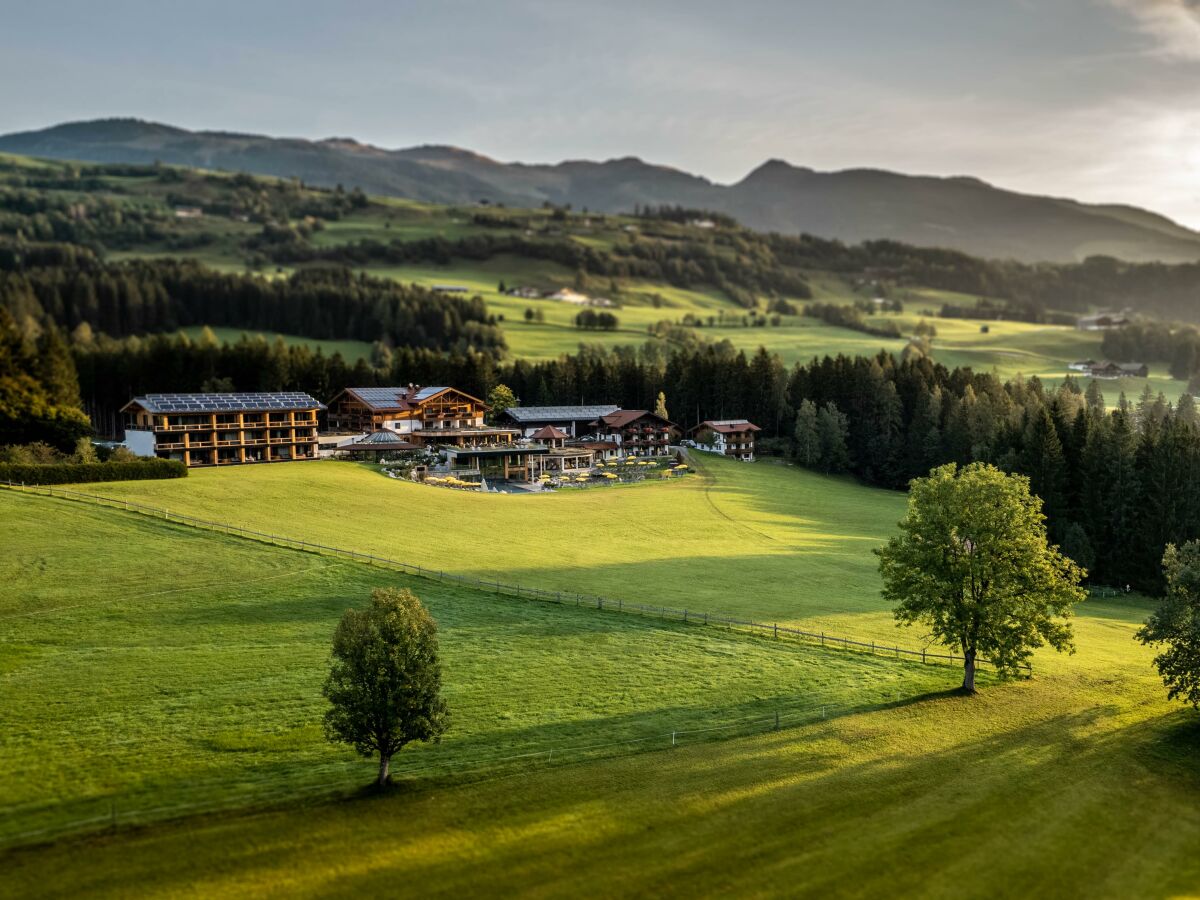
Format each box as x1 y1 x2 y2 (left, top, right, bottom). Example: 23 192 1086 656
654 392 669 421
486 384 517 423
1137 541 1200 709
793 399 820 467
323 588 449 785
876 462 1086 692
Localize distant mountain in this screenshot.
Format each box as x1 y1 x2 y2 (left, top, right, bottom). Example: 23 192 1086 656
4 117 1199 264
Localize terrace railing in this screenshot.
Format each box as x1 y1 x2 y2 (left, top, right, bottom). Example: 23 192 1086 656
1 480 1029 679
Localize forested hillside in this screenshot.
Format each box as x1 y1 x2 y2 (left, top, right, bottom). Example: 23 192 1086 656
5 118 1200 264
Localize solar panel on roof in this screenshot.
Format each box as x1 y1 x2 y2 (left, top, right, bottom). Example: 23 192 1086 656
133 392 325 413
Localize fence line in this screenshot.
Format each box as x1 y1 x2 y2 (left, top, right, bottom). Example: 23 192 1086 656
0 480 1027 677
1 698 839 850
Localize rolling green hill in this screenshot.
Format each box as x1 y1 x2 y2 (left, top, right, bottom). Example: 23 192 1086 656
5 118 1200 263
3 456 1198 898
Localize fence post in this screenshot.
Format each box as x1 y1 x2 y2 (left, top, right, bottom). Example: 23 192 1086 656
773 623 777 638
684 609 688 623
671 731 676 747
922 648 927 664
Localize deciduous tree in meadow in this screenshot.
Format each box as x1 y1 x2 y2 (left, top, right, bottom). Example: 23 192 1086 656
1138 541 1200 710
323 588 449 786
876 462 1086 692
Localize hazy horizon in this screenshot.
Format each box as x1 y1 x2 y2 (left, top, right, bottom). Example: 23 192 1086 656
3 0 1198 226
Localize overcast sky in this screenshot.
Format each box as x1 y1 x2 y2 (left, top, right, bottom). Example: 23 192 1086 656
3 0 1199 225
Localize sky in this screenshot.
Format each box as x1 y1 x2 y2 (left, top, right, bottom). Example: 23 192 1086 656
2 0 1199 225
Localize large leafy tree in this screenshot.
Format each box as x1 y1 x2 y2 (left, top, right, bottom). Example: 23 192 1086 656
323 588 450 785
876 462 1086 692
1137 541 1200 709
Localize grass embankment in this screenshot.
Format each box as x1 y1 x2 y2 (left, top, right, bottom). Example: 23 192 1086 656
0 488 947 848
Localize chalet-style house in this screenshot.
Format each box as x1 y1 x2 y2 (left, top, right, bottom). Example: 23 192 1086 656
1077 312 1131 331
500 405 620 438
591 410 677 457
1087 361 1149 379
121 392 324 467
688 419 761 461
326 386 518 446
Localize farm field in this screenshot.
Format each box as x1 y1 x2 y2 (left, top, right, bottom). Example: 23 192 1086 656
4 460 1200 897
0 488 947 849
168 326 374 363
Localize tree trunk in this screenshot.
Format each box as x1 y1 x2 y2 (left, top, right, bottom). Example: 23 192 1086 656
377 752 391 786
962 648 977 694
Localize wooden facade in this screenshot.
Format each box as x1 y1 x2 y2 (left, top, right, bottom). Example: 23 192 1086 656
121 393 324 468
593 410 677 457
326 386 517 446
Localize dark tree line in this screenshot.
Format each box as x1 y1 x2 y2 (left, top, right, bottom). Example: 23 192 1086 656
0 254 506 355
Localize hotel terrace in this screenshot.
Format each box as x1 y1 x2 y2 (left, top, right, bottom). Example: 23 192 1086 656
121 392 324 467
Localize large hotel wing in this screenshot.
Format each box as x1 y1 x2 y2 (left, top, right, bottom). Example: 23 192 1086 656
121 392 325 467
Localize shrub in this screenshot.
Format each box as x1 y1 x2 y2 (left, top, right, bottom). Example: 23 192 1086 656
0 458 187 485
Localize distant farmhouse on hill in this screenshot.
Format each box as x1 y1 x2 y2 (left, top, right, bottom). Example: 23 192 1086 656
1076 311 1131 331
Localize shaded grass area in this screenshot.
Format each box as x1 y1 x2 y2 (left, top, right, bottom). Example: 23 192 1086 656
0 490 954 847
6 661 1199 899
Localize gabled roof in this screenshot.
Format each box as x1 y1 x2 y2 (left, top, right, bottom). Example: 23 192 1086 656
336 385 486 411
122 392 324 414
596 409 677 429
530 425 571 440
692 419 761 434
502 404 620 423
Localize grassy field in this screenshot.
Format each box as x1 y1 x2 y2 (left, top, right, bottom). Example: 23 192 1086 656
168 326 375 363
4 458 1200 897
0 487 950 849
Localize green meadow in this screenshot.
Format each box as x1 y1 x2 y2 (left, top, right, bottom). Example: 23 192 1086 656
4 457 1200 897
0 486 948 849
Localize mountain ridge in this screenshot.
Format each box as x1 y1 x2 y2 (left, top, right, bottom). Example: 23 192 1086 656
3 117 1198 264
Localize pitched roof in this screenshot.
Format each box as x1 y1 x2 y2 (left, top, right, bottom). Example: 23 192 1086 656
530 425 570 440
123 392 324 414
502 404 620 423
693 419 761 434
339 385 485 411
596 409 677 429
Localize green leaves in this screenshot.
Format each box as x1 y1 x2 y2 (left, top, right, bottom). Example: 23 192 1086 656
1138 542 1200 709
877 462 1086 684
323 588 449 769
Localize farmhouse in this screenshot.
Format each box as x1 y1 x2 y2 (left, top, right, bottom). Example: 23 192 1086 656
121 392 324 467
326 386 519 446
688 419 761 461
592 410 677 457
500 404 621 438
1087 361 1149 379
1077 312 1131 331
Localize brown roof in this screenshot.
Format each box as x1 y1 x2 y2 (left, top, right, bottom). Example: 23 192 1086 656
596 409 677 430
530 425 571 440
692 419 761 435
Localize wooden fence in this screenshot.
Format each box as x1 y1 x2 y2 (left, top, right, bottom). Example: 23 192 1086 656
1 480 1028 677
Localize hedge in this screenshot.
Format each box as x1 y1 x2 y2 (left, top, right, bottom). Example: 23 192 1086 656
0 459 187 485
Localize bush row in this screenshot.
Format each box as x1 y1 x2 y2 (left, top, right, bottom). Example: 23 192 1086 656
0 459 187 485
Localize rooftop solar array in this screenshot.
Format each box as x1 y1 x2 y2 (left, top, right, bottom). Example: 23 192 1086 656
414 386 449 400
132 392 325 414
503 405 620 422
347 387 413 409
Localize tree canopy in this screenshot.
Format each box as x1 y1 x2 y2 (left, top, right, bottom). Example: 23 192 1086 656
1137 541 1200 709
876 462 1086 692
323 588 450 785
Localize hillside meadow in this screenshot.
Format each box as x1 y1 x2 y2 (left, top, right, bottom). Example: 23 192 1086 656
3 454 1199 896
0 487 948 848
